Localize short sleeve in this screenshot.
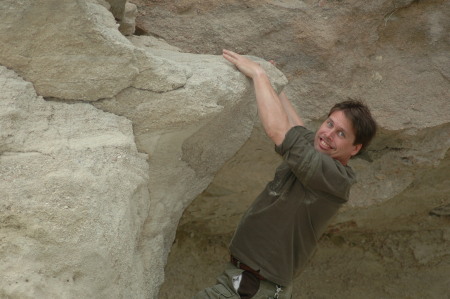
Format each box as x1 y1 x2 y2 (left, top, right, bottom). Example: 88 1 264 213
275 126 356 199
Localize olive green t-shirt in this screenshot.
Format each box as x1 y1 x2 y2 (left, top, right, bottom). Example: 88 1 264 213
229 126 357 286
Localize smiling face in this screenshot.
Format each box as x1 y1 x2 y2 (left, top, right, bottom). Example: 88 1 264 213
314 110 362 165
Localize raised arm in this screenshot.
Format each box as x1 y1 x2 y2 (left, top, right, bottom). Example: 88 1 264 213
222 49 295 145
279 91 304 127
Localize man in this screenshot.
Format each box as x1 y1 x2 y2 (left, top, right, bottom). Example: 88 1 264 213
194 50 377 298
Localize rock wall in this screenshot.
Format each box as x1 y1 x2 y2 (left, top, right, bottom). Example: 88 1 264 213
131 0 450 298
0 65 150 298
0 1 286 298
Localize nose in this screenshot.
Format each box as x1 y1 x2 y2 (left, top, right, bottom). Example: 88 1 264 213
324 129 334 140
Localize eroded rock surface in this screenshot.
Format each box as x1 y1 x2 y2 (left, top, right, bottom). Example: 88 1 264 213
0 1 287 298
92 36 287 297
0 66 150 298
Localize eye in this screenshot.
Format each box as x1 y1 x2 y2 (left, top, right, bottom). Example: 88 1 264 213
337 131 345 138
326 120 333 128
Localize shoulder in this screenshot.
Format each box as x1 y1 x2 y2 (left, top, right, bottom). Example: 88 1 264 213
275 126 314 155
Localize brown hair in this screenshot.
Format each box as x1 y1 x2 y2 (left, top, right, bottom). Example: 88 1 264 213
328 99 377 150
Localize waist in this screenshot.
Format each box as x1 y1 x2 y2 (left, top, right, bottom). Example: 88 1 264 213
230 255 266 280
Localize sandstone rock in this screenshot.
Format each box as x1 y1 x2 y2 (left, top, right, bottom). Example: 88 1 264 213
119 2 138 36
0 66 150 298
105 0 127 20
0 0 137 101
91 37 287 297
0 1 288 297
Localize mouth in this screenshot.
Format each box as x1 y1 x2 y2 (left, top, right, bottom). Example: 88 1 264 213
318 137 335 150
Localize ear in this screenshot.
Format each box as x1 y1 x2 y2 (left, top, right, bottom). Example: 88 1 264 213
351 144 363 157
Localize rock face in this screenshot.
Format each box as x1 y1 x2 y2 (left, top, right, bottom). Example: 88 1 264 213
0 1 286 298
0 0 137 101
0 0 449 299
0 66 150 298
119 2 138 36
132 0 450 298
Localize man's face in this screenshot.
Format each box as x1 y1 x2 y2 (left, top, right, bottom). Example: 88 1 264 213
314 110 362 165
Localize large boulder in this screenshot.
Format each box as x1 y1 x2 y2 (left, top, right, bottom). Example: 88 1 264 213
92 37 286 296
0 1 287 298
0 0 137 101
0 65 150 298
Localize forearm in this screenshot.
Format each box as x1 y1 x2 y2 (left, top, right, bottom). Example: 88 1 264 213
278 91 304 127
252 72 292 145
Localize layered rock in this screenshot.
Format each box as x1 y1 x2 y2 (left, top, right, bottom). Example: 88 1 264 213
0 0 287 298
0 0 137 101
0 65 150 298
92 36 286 297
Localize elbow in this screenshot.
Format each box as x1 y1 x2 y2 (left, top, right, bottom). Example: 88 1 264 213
261 113 292 146
266 126 289 146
